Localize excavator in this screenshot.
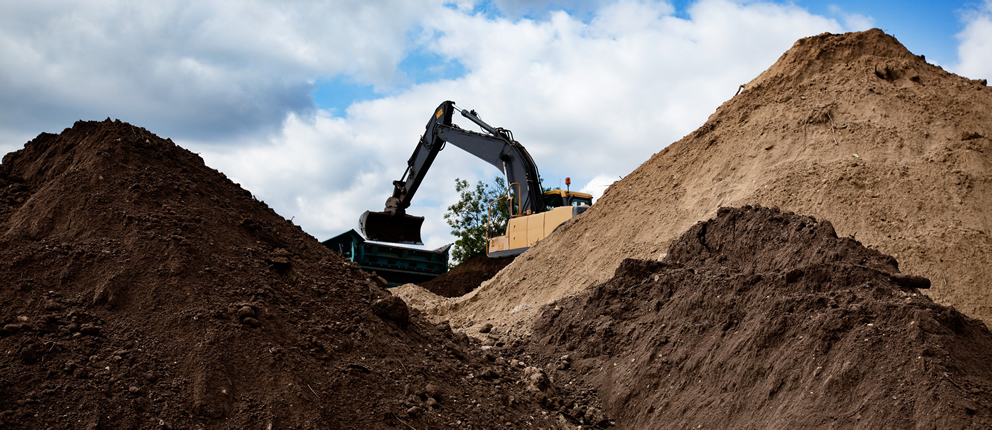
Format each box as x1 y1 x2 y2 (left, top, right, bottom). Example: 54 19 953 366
360 100 592 257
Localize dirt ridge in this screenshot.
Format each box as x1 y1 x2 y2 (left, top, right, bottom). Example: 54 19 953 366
0 119 567 429
419 28 992 332
530 206 992 429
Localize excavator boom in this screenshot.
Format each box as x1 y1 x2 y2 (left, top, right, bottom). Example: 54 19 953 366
361 100 544 244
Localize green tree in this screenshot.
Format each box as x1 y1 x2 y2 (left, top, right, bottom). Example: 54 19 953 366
444 177 510 264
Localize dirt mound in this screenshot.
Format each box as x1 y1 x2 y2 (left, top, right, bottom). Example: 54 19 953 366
530 206 992 429
429 29 992 332
0 120 567 429
421 255 515 297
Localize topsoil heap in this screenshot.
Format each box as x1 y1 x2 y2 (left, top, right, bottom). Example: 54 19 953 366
0 120 570 429
528 206 992 428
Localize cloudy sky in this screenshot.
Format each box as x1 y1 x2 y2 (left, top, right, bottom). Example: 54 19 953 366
2 0 990 250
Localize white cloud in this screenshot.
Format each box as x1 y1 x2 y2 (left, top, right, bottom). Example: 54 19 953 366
186 94 493 248
492 0 617 19
0 0 441 141
415 0 840 180
955 0 992 81
183 0 842 248
827 5 875 32
579 174 619 201
841 14 875 31
2 0 849 250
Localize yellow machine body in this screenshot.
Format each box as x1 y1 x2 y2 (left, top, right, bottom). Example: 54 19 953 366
486 189 592 257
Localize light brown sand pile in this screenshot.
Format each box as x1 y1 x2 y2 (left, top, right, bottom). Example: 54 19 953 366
396 29 992 332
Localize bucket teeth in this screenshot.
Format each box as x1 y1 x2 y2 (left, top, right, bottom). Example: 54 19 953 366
360 211 425 244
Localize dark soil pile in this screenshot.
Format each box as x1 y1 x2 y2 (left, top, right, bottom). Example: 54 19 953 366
531 206 992 429
421 255 515 297
0 120 566 429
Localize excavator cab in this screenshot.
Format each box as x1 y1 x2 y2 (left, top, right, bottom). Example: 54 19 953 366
542 189 593 211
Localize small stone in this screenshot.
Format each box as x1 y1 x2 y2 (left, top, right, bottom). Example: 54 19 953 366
1 324 23 335
889 273 931 289
20 346 38 364
478 323 493 334
583 407 607 426
129 386 141 394
426 397 440 409
452 331 470 346
268 248 292 271
369 274 389 289
79 324 101 336
406 406 422 417
523 367 550 393
236 306 255 319
371 296 409 326
434 321 453 337
241 317 260 327
961 131 983 141
478 367 501 379
425 383 441 400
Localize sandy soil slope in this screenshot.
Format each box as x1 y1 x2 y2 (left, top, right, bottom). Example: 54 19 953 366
406 29 992 333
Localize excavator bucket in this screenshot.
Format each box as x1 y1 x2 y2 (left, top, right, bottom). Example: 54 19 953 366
360 211 425 244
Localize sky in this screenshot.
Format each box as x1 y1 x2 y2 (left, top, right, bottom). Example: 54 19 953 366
2 0 991 250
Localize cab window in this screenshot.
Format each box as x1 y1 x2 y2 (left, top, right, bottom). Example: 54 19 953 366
569 197 592 206
544 192 591 210
543 194 564 211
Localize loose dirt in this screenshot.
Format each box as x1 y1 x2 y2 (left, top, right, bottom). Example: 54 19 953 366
410 29 992 333
529 206 992 429
420 255 515 298
6 27 992 430
0 120 568 429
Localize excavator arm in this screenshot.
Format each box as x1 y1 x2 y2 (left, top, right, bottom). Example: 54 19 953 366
360 100 543 244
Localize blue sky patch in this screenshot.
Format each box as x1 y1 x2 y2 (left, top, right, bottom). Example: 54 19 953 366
797 0 962 65
312 48 467 116
397 49 468 85
311 77 378 116
471 0 507 19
